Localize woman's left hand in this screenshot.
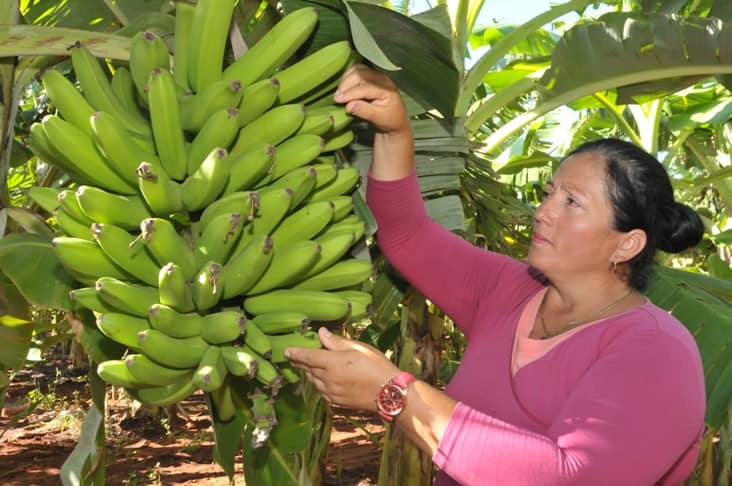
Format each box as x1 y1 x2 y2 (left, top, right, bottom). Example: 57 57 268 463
285 327 401 411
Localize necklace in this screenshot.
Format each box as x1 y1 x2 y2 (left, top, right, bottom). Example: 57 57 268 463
540 288 635 339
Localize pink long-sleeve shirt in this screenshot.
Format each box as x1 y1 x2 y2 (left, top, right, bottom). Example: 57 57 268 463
366 170 705 486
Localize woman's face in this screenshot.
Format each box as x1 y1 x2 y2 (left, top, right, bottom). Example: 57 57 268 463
528 152 625 279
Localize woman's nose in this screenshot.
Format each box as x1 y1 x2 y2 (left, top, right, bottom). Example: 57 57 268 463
534 197 556 224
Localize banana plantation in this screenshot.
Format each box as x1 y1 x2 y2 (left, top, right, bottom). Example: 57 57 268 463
1 0 732 484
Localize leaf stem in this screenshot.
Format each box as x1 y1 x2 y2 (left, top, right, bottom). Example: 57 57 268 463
103 0 129 27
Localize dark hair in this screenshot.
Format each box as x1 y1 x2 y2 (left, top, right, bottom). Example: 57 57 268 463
565 138 704 290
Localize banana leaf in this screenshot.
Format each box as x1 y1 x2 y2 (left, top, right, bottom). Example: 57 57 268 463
0 233 73 310
482 12 732 153
646 266 732 429
60 368 107 486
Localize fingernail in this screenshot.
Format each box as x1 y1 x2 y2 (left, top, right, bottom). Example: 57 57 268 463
319 327 332 338
334 89 343 99
284 348 292 359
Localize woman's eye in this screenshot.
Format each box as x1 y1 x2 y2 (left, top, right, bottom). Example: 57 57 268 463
566 196 580 207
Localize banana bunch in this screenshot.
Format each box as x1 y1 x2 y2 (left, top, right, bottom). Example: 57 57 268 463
34 1 374 447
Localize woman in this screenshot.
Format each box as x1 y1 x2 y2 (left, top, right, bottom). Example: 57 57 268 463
285 65 706 485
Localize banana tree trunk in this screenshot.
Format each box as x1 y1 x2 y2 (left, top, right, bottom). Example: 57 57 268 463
0 1 20 209
378 288 441 485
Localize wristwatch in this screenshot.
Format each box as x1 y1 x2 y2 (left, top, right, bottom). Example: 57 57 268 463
376 371 416 422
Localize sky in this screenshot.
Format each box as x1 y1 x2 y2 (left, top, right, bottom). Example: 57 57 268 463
475 0 566 25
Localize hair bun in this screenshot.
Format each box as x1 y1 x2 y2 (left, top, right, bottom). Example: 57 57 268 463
658 203 704 253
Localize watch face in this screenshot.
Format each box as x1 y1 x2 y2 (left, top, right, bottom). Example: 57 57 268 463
377 383 406 416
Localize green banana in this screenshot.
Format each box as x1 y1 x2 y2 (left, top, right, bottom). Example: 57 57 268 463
328 195 354 221
209 378 236 422
41 69 95 136
181 148 230 212
229 104 306 156
125 354 194 387
237 78 280 127
137 329 209 369
110 66 148 124
243 289 351 321
186 0 236 92
346 299 371 321
148 303 204 338
172 1 196 91
90 111 159 186
98 360 152 388
96 277 159 318
269 200 334 247
195 212 244 268
192 345 227 392
278 363 301 384
201 310 246 344
220 345 258 379
252 311 310 335
267 166 317 208
69 44 150 137
242 320 272 359
192 261 223 311
41 115 136 195
249 348 281 388
58 190 91 223
135 160 185 217
158 262 195 313
293 258 372 291
298 66 353 106
91 223 159 286
28 186 61 214
140 218 197 280
28 122 91 184
220 235 274 299
54 207 93 240
333 290 373 306
222 7 319 88
275 41 352 104
199 190 258 232
322 129 355 152
266 133 324 182
268 330 321 363
148 68 188 181
304 229 357 278
97 312 149 349
318 219 366 243
70 286 118 314
179 79 243 132
187 107 240 174
133 375 196 407
307 166 360 202
129 30 171 103
223 144 274 196
307 105 353 133
295 110 334 137
76 185 150 230
235 187 293 249
53 237 130 281
225 347 281 389
245 240 321 295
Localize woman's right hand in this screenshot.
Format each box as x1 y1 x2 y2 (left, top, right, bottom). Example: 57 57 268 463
334 64 415 180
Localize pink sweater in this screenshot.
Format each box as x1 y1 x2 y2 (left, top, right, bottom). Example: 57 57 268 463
366 171 706 486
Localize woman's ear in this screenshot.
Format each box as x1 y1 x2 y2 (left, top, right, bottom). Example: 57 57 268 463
614 229 647 263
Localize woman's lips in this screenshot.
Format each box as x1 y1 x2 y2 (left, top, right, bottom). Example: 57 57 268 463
532 232 549 244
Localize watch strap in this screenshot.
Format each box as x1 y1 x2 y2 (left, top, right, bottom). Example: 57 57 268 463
393 371 416 389
376 371 415 422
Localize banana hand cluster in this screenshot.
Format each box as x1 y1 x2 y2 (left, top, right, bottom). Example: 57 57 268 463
35 2 373 448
